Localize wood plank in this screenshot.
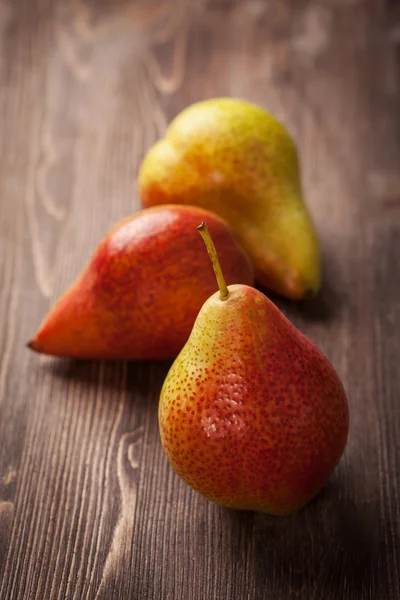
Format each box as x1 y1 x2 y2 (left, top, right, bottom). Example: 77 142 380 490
0 0 399 598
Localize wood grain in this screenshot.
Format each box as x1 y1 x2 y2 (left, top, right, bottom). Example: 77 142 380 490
0 0 399 598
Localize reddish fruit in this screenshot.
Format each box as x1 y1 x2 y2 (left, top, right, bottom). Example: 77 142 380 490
28 206 253 360
159 224 349 514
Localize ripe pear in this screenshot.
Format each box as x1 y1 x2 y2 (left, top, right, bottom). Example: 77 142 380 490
139 97 320 300
159 223 348 515
28 206 253 361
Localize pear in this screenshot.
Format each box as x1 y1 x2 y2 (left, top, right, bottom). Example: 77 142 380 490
159 223 348 515
139 98 320 300
28 206 253 361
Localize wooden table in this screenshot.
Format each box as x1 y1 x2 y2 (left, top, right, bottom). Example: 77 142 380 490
1 1 399 598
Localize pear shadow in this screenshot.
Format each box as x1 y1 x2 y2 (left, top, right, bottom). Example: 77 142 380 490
257 246 348 325
218 475 385 599
263 282 340 325
38 356 172 399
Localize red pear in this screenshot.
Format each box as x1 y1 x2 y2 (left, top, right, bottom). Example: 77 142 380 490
28 206 253 360
159 223 349 514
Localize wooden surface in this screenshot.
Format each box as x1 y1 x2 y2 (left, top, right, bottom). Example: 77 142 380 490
1 0 399 598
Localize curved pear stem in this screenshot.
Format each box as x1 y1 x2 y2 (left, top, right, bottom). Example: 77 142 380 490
197 222 230 301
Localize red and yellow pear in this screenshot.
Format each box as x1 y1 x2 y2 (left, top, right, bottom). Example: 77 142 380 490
159 223 349 515
28 206 253 361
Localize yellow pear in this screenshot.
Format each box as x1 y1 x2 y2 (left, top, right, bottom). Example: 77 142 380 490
139 98 320 300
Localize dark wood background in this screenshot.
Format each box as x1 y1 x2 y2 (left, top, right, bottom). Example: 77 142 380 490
1 0 399 598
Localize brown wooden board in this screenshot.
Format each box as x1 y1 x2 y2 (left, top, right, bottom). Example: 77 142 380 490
0 0 399 598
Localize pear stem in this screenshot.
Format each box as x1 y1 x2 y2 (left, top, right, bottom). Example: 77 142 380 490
197 222 230 301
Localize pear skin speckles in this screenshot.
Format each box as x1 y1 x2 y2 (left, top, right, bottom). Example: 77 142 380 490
159 284 349 515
